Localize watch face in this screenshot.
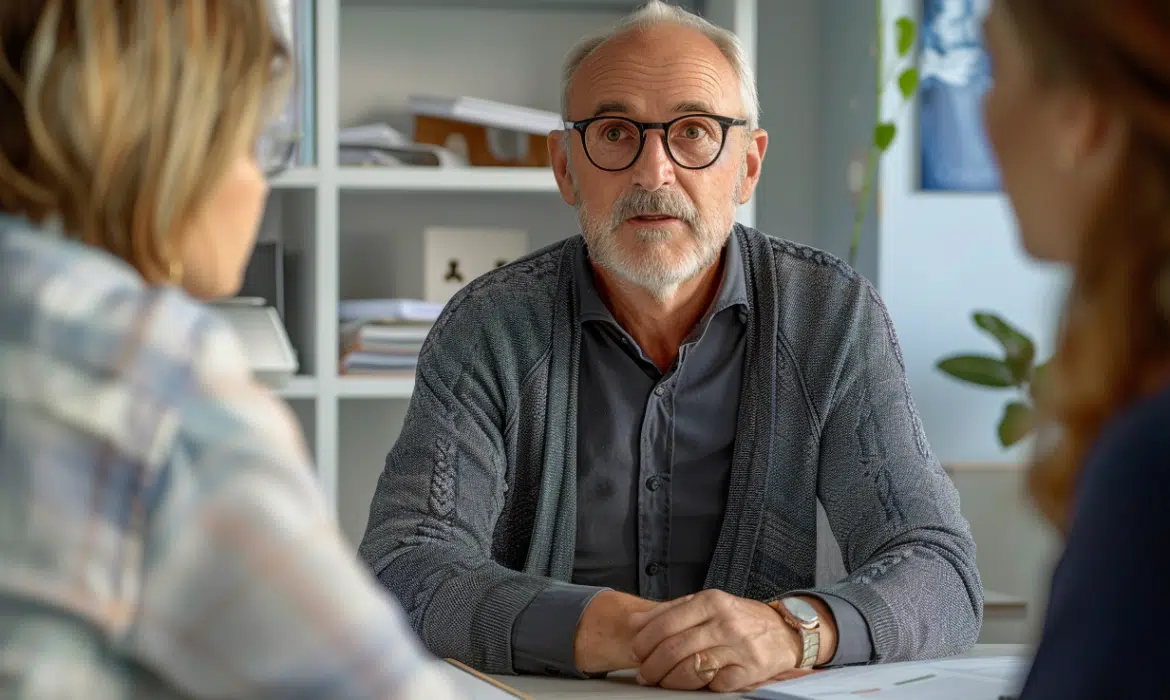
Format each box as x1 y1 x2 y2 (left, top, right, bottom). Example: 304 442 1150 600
782 597 819 625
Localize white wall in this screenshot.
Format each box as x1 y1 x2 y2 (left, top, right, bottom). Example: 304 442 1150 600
877 0 1068 465
873 0 1067 641
757 0 1068 464
754 0 880 283
947 467 1060 643
754 0 820 247
814 0 881 284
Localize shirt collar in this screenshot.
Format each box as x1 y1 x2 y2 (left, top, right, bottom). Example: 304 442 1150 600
575 228 750 326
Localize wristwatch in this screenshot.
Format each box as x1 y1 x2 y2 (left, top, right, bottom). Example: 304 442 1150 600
770 597 821 669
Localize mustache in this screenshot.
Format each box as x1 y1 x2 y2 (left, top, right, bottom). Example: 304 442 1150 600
610 187 697 227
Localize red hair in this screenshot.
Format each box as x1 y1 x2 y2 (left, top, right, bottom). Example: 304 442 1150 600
1004 0 1170 530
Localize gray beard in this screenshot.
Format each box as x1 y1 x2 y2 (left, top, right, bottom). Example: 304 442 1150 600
581 217 722 300
572 164 744 300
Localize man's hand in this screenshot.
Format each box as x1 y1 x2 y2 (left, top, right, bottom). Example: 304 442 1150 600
573 591 658 674
628 591 838 692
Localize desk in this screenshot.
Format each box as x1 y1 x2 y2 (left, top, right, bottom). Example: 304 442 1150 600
490 644 1028 699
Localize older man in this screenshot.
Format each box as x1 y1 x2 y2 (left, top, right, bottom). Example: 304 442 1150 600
359 1 982 692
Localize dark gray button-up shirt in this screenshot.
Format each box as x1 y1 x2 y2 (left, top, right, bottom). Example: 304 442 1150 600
512 234 873 676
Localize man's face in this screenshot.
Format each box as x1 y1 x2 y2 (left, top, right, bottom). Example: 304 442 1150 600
550 23 766 298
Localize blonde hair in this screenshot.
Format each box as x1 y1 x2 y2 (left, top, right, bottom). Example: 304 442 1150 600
0 0 291 277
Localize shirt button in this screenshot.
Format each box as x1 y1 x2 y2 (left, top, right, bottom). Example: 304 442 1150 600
654 386 665 396
645 475 661 491
645 562 662 576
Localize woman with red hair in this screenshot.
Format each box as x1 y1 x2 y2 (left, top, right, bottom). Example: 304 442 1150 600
981 0 1170 696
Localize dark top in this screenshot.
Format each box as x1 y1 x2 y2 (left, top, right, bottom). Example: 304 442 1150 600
510 234 874 676
1019 383 1170 699
572 234 750 600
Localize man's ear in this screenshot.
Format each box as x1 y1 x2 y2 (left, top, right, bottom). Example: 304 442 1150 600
738 128 768 205
548 131 578 206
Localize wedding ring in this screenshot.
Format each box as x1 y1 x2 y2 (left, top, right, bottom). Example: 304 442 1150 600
695 652 720 679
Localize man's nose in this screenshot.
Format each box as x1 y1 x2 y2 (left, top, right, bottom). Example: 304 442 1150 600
628 129 677 192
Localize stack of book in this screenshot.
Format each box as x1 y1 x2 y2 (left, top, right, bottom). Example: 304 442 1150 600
338 299 444 377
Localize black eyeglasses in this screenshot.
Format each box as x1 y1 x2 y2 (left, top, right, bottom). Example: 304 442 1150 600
256 129 302 178
564 113 748 172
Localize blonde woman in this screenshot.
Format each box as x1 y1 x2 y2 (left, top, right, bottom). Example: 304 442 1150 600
0 2 463 698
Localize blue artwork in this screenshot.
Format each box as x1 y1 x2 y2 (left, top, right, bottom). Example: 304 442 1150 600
919 0 1001 192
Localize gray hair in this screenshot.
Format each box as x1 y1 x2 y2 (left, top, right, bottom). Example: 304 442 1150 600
560 0 759 129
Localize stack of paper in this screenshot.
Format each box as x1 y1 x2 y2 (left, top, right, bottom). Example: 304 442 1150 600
407 94 563 136
338 299 445 377
338 298 445 324
338 123 466 168
747 656 1028 700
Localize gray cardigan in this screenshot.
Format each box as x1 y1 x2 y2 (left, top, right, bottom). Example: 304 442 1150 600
359 225 983 674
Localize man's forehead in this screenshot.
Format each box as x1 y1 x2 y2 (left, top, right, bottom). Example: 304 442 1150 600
586 98 721 118
568 29 739 118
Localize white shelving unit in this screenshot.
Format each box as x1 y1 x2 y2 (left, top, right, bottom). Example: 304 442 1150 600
335 166 560 192
266 0 760 544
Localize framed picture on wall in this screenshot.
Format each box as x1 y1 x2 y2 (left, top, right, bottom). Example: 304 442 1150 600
919 0 1001 192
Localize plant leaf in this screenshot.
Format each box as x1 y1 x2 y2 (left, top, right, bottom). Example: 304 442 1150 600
972 311 1035 383
998 401 1035 447
897 67 919 100
936 355 1017 388
874 122 897 152
895 17 916 57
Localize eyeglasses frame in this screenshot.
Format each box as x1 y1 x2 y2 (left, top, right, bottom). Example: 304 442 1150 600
563 113 749 172
259 129 303 179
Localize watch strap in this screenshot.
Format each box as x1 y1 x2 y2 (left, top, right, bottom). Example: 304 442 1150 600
769 599 820 669
796 626 819 669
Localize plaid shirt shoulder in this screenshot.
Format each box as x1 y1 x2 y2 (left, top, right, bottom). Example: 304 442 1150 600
0 219 463 699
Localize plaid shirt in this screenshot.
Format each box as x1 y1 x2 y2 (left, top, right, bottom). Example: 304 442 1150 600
0 215 465 699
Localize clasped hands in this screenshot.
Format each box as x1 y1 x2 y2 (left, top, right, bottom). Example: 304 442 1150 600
623 590 826 692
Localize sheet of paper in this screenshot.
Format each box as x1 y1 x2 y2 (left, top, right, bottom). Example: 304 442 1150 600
747 656 1029 700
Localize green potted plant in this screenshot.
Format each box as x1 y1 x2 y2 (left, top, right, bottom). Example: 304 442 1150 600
935 312 1050 447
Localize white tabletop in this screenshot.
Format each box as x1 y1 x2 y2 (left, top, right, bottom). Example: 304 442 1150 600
490 644 1029 699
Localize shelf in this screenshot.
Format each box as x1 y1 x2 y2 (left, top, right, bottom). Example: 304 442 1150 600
336 167 561 193
943 462 1026 473
276 375 320 398
270 168 320 188
340 0 692 10
336 376 416 398
984 589 1028 619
